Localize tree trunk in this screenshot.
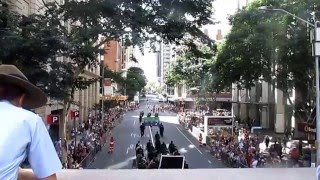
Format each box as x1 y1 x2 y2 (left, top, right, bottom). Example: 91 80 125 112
59 98 72 164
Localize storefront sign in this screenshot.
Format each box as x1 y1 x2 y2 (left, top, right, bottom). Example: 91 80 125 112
47 114 60 125
297 123 316 133
70 110 80 118
207 117 233 126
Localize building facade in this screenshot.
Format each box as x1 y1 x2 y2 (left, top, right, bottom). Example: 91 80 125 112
103 40 134 99
157 42 176 95
6 0 101 137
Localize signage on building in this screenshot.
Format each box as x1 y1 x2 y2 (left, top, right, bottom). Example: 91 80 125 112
47 114 60 125
104 86 113 96
297 123 316 133
207 117 233 126
70 111 80 118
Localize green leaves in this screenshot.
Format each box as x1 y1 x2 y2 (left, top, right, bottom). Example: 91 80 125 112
103 66 146 100
125 67 146 99
1 0 216 102
166 45 215 92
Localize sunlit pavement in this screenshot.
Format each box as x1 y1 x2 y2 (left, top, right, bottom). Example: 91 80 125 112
88 98 226 169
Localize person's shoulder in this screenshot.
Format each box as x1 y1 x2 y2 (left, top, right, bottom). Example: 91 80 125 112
1 102 41 122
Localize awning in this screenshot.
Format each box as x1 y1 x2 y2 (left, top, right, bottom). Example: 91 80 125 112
101 95 128 101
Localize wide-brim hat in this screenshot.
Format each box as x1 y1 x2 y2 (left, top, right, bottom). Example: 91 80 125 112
0 64 47 109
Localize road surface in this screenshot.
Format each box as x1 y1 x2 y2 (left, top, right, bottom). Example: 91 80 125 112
89 97 226 169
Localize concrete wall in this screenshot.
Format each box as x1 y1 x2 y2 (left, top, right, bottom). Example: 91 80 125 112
57 169 315 180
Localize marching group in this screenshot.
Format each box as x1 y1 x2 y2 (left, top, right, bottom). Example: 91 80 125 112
132 110 188 169
134 132 189 169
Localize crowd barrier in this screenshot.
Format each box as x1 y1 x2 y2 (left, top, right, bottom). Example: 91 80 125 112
219 152 248 168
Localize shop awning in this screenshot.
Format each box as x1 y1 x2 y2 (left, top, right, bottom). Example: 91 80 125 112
101 95 128 101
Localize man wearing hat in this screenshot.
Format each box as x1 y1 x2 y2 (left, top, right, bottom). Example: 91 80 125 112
0 65 61 179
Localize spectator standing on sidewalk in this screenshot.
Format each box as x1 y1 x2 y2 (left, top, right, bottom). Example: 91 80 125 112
0 65 61 179
265 136 270 149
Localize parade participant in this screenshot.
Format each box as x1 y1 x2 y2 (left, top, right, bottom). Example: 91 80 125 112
159 123 164 137
109 137 115 153
155 140 161 154
146 139 153 152
169 141 176 154
198 133 203 147
140 123 145 137
136 141 141 149
136 145 144 156
139 115 143 123
155 131 161 142
0 65 61 180
160 142 168 155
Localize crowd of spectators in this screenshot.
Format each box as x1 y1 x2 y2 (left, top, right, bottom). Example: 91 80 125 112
210 129 311 168
54 108 124 169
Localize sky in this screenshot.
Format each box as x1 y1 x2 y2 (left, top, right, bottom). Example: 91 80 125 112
137 0 247 83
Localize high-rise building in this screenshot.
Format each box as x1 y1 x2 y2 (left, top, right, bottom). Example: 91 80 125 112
156 45 162 85
157 42 176 95
216 29 223 42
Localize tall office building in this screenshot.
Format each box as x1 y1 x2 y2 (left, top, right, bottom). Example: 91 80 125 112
157 42 176 95
156 45 163 86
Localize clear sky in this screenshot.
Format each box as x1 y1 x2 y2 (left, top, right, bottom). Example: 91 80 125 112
137 0 246 83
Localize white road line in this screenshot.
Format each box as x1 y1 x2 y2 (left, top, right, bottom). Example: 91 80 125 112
208 160 212 164
133 119 136 126
175 126 202 154
149 126 154 146
126 147 129 154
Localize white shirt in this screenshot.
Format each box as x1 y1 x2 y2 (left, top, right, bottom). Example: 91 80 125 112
0 101 62 179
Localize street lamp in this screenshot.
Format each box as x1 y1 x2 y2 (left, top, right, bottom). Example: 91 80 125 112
258 6 315 27
259 6 320 165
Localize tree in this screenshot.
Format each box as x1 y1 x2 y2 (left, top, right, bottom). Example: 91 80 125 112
215 0 320 121
166 46 215 93
125 67 146 100
104 68 126 85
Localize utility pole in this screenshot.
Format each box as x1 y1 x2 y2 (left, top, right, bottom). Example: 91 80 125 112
315 6 320 165
101 59 105 121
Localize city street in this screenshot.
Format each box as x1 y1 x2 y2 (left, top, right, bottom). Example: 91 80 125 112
89 97 226 169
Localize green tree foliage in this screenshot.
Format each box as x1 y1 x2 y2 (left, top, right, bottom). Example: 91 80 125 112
215 0 320 118
166 46 215 92
125 67 146 100
103 66 146 100
104 68 126 84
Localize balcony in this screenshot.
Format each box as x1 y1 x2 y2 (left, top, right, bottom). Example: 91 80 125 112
56 168 315 180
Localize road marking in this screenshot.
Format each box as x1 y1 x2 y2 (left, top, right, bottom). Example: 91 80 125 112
149 126 154 146
175 126 202 154
208 160 212 164
133 119 136 126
